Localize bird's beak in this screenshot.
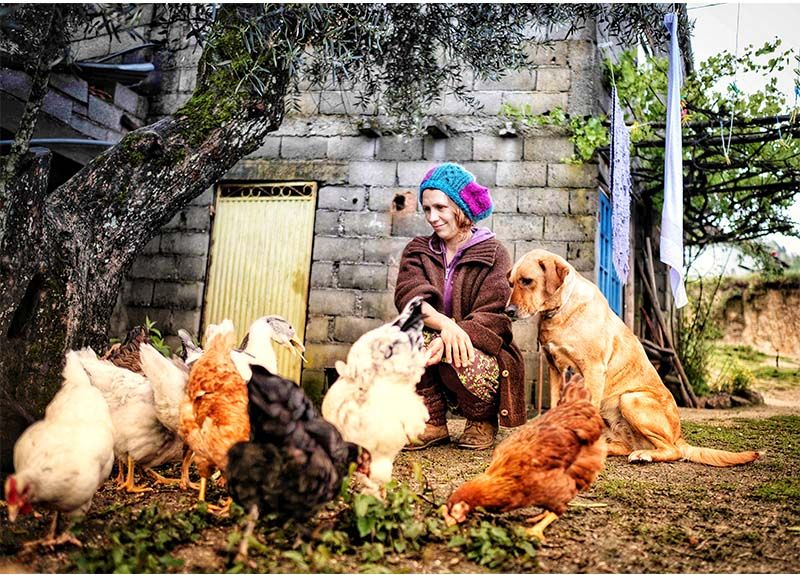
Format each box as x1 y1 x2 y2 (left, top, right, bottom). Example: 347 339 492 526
285 336 307 363
441 504 457 527
7 503 19 523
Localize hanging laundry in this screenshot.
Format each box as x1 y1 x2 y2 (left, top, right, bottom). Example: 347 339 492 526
660 12 688 309
610 86 631 284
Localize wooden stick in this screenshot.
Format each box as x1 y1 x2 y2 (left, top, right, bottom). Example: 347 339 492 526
537 347 544 416
640 305 664 347
636 258 692 407
642 239 699 407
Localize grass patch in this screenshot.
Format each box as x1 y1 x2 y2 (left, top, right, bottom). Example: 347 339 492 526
715 344 770 364
752 478 800 501
751 366 800 385
593 479 659 506
682 415 800 460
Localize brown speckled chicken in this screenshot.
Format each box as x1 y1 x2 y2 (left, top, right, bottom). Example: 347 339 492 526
102 325 150 374
443 373 607 541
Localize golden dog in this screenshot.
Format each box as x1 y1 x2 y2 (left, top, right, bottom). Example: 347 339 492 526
506 249 759 466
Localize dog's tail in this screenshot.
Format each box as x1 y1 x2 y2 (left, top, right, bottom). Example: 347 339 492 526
676 438 760 467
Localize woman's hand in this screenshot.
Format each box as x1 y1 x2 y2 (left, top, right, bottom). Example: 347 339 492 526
425 337 445 367
439 318 475 368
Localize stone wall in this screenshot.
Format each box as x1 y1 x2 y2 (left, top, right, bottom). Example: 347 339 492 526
111 29 606 407
717 277 800 360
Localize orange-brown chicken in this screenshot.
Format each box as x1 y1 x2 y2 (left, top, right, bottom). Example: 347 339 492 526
444 373 607 541
178 320 249 506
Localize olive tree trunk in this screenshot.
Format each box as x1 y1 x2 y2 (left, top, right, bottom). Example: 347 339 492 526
0 65 290 469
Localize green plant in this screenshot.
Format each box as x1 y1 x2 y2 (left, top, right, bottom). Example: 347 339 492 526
680 278 725 396
499 104 609 163
719 363 755 395
340 479 431 556
68 505 214 573
447 519 538 569
145 316 174 358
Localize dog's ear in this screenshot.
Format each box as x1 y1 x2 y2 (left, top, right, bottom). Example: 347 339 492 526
539 255 570 297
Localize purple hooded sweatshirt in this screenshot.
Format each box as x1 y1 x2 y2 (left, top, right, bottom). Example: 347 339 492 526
428 226 496 317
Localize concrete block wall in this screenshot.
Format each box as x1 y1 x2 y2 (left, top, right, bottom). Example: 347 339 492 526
112 31 604 407
110 187 213 349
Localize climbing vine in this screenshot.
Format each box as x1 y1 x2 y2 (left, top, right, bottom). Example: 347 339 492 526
501 41 800 253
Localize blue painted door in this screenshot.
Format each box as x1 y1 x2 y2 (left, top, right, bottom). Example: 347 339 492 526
597 190 623 316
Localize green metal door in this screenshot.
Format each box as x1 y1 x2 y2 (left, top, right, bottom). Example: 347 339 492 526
203 182 317 383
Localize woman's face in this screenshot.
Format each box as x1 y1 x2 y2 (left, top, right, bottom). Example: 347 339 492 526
421 188 465 242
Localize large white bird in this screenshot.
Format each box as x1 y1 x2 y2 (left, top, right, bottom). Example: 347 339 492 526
230 315 306 380
322 296 429 484
5 351 115 550
75 348 184 492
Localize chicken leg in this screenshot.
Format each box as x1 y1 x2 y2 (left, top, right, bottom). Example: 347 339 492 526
196 478 231 515
19 513 82 554
525 511 559 542
235 504 260 563
121 454 152 493
179 448 200 490
114 458 126 487
146 468 182 486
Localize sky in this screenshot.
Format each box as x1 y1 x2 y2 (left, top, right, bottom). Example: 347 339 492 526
684 2 800 275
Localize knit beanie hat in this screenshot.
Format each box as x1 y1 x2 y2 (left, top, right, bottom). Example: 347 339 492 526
418 163 493 222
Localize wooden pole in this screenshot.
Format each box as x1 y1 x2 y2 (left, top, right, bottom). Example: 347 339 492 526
641 239 699 407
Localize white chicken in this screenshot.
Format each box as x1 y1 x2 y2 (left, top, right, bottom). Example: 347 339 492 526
75 348 184 492
139 342 197 489
4 351 115 550
322 296 429 485
139 343 189 434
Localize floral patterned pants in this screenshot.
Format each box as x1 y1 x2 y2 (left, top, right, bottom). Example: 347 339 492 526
417 329 500 426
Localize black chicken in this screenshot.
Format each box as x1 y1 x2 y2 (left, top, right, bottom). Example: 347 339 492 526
226 365 370 559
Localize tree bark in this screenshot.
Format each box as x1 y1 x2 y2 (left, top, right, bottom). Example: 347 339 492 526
0 59 290 471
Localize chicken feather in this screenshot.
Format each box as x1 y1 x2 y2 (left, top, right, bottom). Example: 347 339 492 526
322 296 428 484
5 351 115 546
444 373 607 540
75 348 183 491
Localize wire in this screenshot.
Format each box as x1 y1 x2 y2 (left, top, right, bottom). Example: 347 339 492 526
721 3 741 163
686 3 726 11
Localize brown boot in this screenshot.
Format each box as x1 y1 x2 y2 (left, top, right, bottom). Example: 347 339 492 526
403 423 450 451
457 420 497 450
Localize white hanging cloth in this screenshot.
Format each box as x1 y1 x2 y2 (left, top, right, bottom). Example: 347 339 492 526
660 12 688 308
610 86 631 284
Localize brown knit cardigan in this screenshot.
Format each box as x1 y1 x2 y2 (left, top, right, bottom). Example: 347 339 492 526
394 234 526 427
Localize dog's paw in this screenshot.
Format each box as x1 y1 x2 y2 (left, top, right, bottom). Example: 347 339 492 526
628 451 653 464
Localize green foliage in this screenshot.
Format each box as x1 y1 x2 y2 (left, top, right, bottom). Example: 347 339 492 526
447 519 538 569
68 505 213 573
502 41 799 254
144 316 173 358
499 104 609 163
335 475 441 559
607 42 800 251
273 465 538 571
713 362 755 395
680 278 725 395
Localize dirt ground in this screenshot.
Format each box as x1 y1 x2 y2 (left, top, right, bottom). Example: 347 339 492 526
1 386 798 574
